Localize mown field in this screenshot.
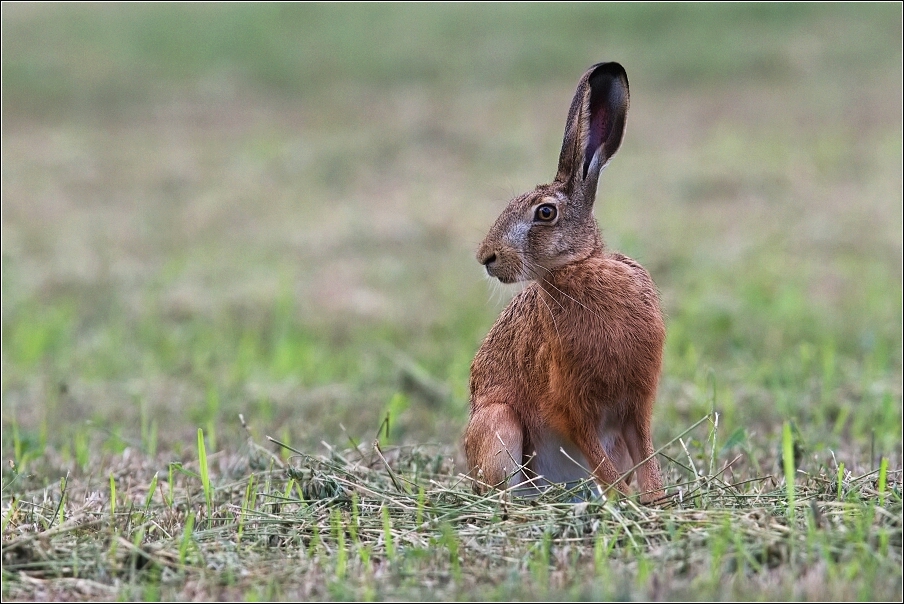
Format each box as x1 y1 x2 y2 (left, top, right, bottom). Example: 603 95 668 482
1 4 902 601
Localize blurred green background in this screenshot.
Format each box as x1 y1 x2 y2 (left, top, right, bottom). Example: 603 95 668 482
2 4 901 468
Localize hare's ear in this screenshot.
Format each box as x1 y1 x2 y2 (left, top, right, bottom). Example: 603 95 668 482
554 62 629 203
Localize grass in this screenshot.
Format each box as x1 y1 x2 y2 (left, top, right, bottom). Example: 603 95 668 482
1 429 900 600
2 3 902 601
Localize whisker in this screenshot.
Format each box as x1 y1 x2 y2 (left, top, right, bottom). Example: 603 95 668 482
523 257 605 322
521 258 566 311
534 281 563 345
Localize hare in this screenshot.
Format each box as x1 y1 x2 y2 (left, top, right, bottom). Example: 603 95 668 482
464 62 665 504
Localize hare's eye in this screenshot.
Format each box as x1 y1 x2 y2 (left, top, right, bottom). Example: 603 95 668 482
534 204 557 222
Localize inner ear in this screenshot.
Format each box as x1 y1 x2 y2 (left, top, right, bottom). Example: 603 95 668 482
582 66 628 180
583 95 609 180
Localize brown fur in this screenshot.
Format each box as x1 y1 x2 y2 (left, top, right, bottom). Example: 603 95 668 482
464 63 666 504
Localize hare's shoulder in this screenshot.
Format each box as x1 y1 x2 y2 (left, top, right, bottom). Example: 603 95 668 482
600 252 661 308
605 252 653 282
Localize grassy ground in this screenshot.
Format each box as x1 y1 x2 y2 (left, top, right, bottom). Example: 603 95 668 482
2 4 902 600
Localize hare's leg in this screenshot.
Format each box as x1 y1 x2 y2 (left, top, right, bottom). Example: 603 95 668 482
464 403 523 492
573 429 631 499
624 415 665 504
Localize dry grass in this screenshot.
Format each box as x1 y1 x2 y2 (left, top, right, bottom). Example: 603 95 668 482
2 415 901 601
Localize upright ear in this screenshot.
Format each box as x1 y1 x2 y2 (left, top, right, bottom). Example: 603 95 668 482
554 62 629 201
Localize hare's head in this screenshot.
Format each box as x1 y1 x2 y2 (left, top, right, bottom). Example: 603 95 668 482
477 62 629 284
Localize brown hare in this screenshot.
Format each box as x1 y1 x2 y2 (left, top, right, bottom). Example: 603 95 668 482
465 62 666 504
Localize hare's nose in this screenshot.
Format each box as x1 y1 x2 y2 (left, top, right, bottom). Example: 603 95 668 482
479 252 497 267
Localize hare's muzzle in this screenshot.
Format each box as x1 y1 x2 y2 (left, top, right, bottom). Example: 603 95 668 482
479 250 521 284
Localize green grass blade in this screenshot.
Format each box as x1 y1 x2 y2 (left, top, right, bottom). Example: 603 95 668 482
837 462 845 500
333 508 347 581
782 421 796 524
179 512 195 565
144 472 159 513
197 428 212 516
109 472 116 522
877 457 888 506
381 505 395 561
